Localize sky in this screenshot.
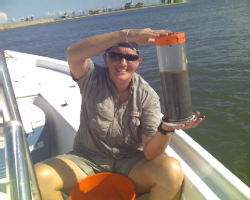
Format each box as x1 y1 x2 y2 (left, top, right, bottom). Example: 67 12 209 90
0 0 163 24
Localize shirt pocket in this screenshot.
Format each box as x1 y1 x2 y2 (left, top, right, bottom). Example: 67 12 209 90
89 104 113 136
123 116 141 146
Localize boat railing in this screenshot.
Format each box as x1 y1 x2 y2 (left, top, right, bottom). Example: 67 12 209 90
0 49 42 200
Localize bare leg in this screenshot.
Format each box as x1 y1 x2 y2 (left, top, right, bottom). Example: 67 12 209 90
34 157 88 200
128 155 183 200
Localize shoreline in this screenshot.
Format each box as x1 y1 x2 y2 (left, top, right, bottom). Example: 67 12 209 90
1 3 180 30
0 18 54 30
54 3 178 22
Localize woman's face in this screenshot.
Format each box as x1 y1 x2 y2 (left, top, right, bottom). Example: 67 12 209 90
104 46 140 85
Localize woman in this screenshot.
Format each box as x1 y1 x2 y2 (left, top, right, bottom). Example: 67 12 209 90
35 28 205 200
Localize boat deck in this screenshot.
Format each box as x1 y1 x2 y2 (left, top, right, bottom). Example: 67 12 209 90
1 50 249 200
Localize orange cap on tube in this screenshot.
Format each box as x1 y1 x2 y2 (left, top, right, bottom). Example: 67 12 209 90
155 32 186 46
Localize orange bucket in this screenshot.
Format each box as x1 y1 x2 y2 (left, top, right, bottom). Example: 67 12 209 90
69 172 136 200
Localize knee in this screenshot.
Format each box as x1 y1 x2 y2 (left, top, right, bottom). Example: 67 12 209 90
167 157 183 185
34 162 55 188
155 156 184 190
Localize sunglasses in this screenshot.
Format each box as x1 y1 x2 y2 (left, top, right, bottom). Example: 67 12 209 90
106 52 139 62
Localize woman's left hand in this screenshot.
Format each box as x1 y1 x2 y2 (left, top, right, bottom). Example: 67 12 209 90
162 112 205 131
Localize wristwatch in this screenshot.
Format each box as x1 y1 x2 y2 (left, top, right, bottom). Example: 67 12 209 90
157 122 175 136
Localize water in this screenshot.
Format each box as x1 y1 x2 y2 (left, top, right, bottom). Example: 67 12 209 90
1 2 250 187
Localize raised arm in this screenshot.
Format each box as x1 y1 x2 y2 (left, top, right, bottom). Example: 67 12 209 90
66 30 126 79
66 28 172 79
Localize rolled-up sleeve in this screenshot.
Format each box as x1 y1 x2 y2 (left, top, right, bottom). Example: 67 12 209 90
141 95 161 137
70 59 96 95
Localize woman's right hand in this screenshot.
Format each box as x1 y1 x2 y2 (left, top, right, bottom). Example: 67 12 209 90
126 28 174 45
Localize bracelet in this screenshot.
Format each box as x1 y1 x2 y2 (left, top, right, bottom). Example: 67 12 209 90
126 29 130 41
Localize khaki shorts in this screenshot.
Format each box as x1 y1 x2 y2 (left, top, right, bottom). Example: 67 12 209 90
58 150 145 177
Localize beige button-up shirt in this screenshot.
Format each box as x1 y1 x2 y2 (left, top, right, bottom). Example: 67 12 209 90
73 59 161 159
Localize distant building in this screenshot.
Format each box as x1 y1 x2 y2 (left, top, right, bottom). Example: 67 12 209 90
136 3 144 7
61 15 69 19
89 9 100 15
125 3 135 9
125 3 131 9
